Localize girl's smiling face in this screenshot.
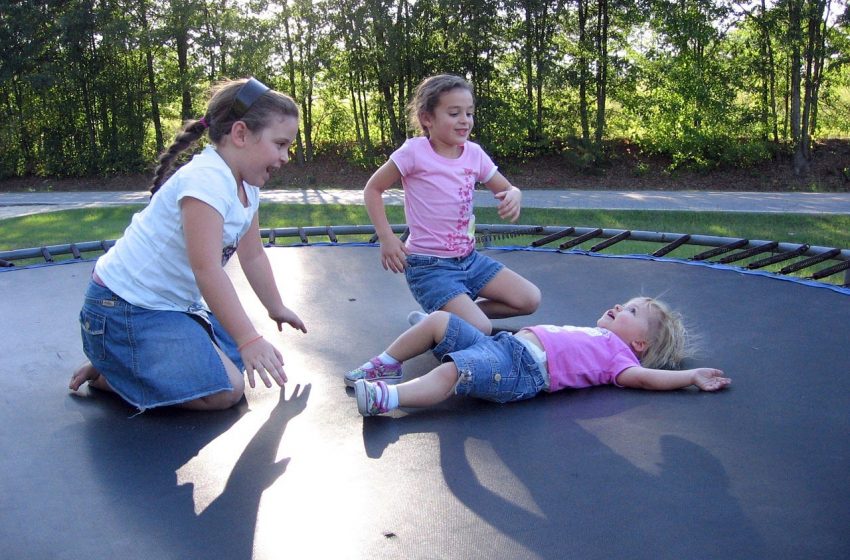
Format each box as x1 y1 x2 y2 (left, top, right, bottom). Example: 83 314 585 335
420 87 475 157
597 297 655 355
239 115 299 186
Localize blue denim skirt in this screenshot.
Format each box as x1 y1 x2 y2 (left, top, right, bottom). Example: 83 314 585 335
405 250 504 313
79 280 243 411
432 314 547 404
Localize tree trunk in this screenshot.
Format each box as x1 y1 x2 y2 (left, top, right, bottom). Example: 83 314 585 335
176 28 193 121
752 0 781 143
283 13 305 165
524 1 535 143
788 0 807 175
594 0 608 148
577 0 590 145
139 0 163 154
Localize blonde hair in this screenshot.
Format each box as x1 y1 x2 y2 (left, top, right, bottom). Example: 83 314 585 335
150 78 299 195
636 297 692 369
406 74 473 137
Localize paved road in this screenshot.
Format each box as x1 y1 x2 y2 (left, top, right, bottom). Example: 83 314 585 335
2 188 850 219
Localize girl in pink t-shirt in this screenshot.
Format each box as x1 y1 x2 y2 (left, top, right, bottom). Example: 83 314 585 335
363 74 540 336
345 297 731 416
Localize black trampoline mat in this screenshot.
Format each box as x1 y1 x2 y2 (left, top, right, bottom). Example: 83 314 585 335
1 245 848 560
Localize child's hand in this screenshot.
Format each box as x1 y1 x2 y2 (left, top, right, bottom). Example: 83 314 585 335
495 187 521 223
270 306 307 333
379 235 410 273
693 368 731 392
240 337 287 388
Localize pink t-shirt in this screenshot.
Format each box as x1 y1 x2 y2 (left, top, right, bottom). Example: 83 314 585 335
525 325 641 391
390 137 498 258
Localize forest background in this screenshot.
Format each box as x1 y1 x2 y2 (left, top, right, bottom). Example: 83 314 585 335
1 0 849 192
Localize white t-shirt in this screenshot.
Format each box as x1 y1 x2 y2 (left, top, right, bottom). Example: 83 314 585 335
96 146 259 312
390 137 497 258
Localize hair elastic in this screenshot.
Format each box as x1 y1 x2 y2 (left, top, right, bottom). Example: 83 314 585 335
231 77 270 118
198 116 209 129
237 334 264 352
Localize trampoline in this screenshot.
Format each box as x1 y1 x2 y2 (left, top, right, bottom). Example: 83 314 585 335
1 228 849 560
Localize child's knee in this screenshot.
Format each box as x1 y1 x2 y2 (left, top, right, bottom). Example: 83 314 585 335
219 386 245 409
519 285 541 314
425 310 452 330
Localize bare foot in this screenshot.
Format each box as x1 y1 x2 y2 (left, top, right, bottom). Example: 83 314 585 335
69 363 102 391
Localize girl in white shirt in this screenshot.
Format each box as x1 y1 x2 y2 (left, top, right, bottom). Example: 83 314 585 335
69 78 306 412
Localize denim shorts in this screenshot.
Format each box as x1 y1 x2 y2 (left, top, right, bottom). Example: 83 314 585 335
432 314 548 404
79 280 243 411
405 250 504 313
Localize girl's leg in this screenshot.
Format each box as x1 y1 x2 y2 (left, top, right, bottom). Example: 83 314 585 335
69 361 113 392
475 267 540 319
396 361 460 408
180 346 245 411
441 294 493 334
385 310 452 361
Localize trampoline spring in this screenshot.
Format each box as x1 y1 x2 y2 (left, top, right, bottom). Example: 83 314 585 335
653 234 691 257
297 227 308 244
476 230 493 247
531 227 575 247
40 247 54 263
368 233 379 244
747 244 810 270
809 259 850 283
559 228 603 250
100 240 113 252
327 227 338 243
0 258 13 268
779 248 841 274
69 244 82 259
717 241 779 265
591 230 631 252
267 229 277 245
475 227 544 246
400 228 410 242
691 239 749 261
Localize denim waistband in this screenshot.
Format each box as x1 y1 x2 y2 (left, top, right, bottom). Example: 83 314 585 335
514 334 550 390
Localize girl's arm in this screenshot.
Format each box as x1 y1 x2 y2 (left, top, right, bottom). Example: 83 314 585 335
236 211 306 334
484 171 521 223
182 197 287 389
364 160 409 273
616 366 731 392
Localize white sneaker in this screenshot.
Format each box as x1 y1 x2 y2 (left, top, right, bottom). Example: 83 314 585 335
407 310 427 326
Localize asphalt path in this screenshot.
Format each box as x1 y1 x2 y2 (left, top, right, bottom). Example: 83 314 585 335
2 188 850 219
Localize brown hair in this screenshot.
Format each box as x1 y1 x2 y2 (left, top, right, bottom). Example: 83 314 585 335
150 78 299 195
406 74 474 137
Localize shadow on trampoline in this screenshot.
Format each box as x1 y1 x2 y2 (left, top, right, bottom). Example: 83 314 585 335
361 387 765 558
59 384 309 559
1 244 847 559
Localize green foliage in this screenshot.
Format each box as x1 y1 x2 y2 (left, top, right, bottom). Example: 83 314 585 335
1 0 849 180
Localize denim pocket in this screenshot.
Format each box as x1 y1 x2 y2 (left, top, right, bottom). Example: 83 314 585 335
406 254 439 268
80 309 107 361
